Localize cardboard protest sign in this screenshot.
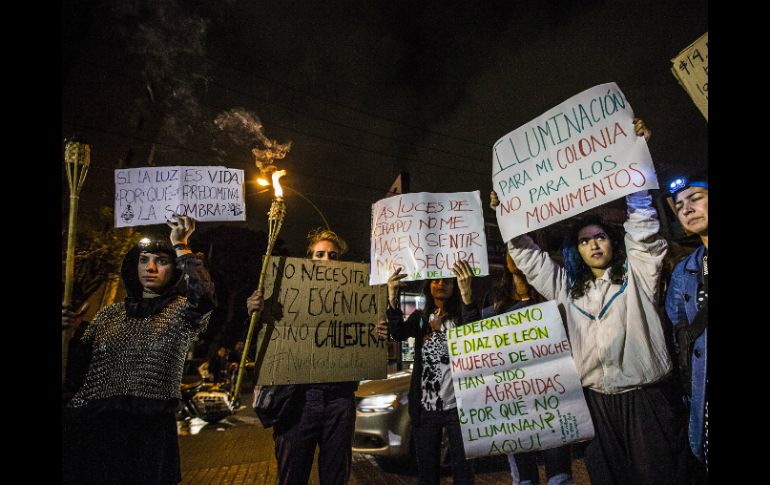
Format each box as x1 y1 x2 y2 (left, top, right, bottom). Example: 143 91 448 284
254 257 388 385
671 32 708 121
114 166 246 227
369 191 489 285
447 301 594 458
492 83 658 242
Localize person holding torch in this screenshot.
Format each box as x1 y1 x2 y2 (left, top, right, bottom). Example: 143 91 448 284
246 228 361 485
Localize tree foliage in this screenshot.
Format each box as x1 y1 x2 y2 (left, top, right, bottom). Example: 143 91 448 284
63 207 142 309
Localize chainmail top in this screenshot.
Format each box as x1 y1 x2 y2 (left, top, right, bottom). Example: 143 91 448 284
69 296 210 407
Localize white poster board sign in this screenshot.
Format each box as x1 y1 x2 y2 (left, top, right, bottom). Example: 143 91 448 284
492 82 658 242
114 166 246 227
447 301 594 458
369 191 489 285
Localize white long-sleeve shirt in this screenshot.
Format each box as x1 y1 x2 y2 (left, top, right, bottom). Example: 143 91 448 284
507 191 671 394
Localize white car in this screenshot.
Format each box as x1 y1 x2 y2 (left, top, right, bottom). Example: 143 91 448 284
353 369 414 462
353 368 451 469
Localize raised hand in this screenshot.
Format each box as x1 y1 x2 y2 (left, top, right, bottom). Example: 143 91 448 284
489 190 500 210
633 118 651 141
167 213 196 247
453 260 475 305
387 267 408 308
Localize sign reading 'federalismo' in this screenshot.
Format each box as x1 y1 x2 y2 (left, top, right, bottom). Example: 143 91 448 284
447 301 594 458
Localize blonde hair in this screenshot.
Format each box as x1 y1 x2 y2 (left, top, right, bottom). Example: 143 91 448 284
306 227 348 256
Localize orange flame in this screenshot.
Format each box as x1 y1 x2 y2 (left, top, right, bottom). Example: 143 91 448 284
272 170 286 197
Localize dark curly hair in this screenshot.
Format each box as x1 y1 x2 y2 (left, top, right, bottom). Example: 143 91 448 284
492 253 545 313
562 215 626 299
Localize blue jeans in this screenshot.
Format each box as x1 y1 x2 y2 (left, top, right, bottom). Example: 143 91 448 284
508 447 574 485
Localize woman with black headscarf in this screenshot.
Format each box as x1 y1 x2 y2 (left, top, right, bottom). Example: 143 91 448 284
63 214 216 485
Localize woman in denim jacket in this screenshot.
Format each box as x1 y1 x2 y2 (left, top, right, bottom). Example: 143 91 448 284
664 175 708 481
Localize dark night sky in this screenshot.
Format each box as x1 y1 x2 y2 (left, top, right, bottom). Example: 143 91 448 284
62 0 708 261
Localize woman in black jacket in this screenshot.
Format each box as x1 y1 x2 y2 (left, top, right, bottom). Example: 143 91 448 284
386 260 479 485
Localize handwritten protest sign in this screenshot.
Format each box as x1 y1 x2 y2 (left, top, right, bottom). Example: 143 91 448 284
671 32 708 121
114 166 245 227
369 191 489 285
492 83 658 242
447 301 594 458
253 256 388 385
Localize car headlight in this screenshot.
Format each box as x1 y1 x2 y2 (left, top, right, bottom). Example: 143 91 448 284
358 393 399 413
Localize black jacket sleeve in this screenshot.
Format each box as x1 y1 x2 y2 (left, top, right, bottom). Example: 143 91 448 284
387 306 421 341
460 302 481 324
177 253 217 317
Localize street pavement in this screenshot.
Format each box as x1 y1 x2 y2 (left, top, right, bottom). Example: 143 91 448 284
178 405 591 484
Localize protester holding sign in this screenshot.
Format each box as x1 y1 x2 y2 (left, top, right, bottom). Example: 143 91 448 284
482 253 573 485
664 173 708 482
493 121 688 484
63 215 216 485
246 228 362 485
386 260 479 485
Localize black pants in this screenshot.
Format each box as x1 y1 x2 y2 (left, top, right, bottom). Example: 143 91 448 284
63 408 180 485
582 383 689 485
517 445 573 482
413 408 474 485
273 388 356 485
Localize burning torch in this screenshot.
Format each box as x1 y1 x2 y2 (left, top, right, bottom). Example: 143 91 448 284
231 169 286 403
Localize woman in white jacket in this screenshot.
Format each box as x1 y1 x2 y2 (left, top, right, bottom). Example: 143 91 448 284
491 121 688 484
504 190 686 484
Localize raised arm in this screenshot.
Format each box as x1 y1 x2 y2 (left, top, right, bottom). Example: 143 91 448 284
177 253 216 316
387 306 421 341
623 190 667 297
507 234 568 302
246 290 264 319
490 190 566 302
453 260 481 323
167 215 216 318
385 267 420 341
